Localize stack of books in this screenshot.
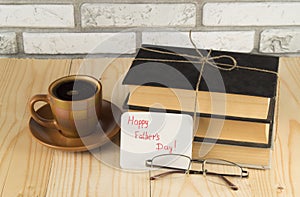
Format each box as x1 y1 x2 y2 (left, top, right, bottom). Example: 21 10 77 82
123 45 279 169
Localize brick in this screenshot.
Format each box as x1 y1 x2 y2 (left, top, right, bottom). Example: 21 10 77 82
203 2 300 26
0 5 74 28
260 29 300 53
0 32 17 54
142 31 255 53
23 33 136 54
81 3 196 27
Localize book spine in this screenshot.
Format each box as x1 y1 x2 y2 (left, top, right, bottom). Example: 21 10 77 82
126 103 273 123
193 137 271 148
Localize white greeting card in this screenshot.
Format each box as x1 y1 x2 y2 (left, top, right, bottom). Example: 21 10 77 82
120 112 193 170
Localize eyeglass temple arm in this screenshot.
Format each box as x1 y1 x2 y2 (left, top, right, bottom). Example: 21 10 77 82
192 158 249 178
145 160 188 180
146 161 186 171
150 170 186 180
190 168 240 191
219 175 238 191
189 170 248 178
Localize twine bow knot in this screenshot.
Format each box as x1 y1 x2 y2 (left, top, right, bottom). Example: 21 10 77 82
189 33 238 73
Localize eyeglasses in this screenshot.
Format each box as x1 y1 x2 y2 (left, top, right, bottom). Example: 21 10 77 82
145 154 249 191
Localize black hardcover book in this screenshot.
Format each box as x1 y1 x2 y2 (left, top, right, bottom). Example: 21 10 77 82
123 45 279 98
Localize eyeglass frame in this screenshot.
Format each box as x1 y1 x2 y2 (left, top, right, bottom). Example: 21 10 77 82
145 154 249 191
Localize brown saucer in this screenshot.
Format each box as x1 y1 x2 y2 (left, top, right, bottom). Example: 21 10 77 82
29 100 121 152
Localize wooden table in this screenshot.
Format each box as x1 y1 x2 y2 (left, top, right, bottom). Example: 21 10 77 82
0 57 300 196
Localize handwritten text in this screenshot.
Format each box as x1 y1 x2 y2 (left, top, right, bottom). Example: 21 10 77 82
135 131 160 141
128 115 149 129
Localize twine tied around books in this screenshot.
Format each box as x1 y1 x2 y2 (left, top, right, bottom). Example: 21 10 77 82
137 31 278 76
135 30 280 144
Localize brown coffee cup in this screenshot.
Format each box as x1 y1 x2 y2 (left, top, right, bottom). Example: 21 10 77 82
29 75 102 138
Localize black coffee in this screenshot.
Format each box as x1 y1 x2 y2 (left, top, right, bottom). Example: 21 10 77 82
53 79 97 101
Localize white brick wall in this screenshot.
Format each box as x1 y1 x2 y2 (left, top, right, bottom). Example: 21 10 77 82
81 4 196 27
23 33 136 54
142 31 255 53
0 5 74 28
260 29 300 53
0 32 17 54
203 2 300 26
0 1 300 56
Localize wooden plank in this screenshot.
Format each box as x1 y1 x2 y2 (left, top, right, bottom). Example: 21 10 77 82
268 57 300 197
279 57 300 104
45 58 149 196
0 59 71 196
46 150 149 197
149 175 252 197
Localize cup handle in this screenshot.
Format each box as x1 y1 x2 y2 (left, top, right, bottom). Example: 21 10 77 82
29 94 57 129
